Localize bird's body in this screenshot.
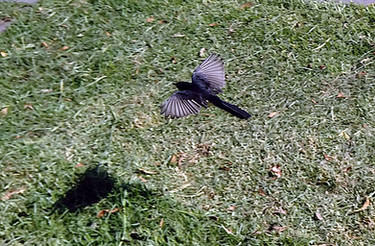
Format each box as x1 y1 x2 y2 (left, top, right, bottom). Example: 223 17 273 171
161 54 250 119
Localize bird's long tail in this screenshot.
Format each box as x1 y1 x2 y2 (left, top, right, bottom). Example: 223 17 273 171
208 95 251 119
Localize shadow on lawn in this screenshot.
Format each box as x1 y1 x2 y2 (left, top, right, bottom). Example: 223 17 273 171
52 164 116 212
52 164 155 213
49 165 304 244
49 165 243 245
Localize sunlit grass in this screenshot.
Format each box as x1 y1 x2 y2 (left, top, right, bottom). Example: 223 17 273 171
1 0 375 245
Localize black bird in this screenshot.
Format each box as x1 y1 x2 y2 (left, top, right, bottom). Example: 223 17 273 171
161 54 251 119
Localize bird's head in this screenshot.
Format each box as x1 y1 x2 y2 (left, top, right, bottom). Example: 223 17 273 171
174 81 191 90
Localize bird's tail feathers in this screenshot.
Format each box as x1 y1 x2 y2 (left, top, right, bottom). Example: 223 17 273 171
208 95 251 119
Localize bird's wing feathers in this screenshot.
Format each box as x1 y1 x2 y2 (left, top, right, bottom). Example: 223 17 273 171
192 54 225 93
161 91 202 118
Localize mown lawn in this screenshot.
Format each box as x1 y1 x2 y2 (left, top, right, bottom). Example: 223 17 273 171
1 0 375 245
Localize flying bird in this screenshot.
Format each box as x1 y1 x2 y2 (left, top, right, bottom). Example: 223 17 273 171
161 54 251 119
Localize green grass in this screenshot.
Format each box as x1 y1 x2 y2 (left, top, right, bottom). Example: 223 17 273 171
1 0 375 245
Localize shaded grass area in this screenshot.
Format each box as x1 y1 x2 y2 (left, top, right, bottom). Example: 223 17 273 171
7 178 241 245
1 0 375 244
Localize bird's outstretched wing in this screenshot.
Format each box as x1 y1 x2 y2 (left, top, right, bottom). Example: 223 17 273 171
161 91 203 118
192 54 225 94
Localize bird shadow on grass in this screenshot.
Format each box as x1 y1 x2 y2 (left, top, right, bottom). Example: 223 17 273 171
49 165 307 245
52 164 116 213
51 164 154 213
49 164 241 244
